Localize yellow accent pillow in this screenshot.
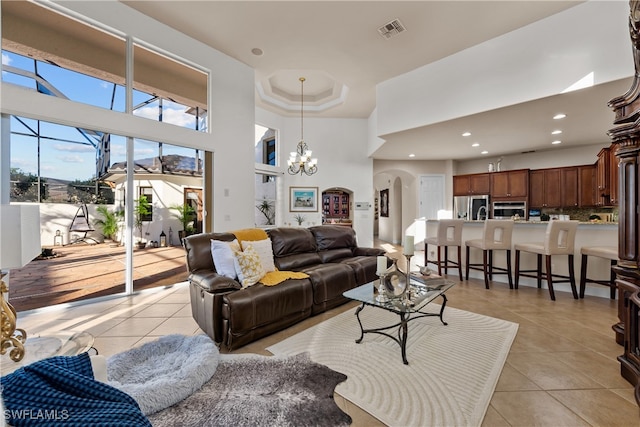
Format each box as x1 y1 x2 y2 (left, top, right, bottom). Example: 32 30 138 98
233 245 265 288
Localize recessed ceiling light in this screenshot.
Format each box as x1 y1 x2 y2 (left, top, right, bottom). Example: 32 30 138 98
251 48 264 56
472 143 480 147
551 140 562 145
409 153 415 158
462 132 471 137
481 150 489 155
551 130 562 135
553 113 566 120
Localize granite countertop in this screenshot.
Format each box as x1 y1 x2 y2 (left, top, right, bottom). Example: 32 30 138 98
457 220 617 225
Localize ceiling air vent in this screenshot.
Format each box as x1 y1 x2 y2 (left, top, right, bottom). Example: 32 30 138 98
378 19 406 39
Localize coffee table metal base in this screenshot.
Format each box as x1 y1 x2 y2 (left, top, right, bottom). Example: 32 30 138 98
354 294 448 365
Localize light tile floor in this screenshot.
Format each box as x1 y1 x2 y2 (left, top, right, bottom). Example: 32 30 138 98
5 245 640 426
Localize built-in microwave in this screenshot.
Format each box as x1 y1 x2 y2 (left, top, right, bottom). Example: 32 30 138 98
492 201 527 220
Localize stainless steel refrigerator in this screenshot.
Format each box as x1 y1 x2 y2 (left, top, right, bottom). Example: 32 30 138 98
453 195 490 220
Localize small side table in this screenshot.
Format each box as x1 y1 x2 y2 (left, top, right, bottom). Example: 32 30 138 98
1 331 95 375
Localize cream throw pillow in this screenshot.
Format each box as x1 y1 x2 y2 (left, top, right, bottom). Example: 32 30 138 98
210 239 241 279
233 245 265 288
245 238 276 273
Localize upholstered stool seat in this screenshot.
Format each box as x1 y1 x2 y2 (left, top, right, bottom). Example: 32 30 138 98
465 220 514 289
579 246 618 299
424 219 464 280
514 220 579 301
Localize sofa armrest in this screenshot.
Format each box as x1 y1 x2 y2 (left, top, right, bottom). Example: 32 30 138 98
354 247 386 257
189 271 242 293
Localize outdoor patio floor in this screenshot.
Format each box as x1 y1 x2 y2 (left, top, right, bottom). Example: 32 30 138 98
8 242 188 312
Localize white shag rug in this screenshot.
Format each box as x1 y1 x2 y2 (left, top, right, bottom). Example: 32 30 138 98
107 334 219 415
267 304 518 427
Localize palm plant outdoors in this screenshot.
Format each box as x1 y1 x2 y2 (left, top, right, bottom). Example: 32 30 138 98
256 198 275 226
134 195 151 244
93 205 123 242
170 203 196 237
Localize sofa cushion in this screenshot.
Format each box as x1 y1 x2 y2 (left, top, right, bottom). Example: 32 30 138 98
299 263 356 309
268 227 321 269
184 232 236 274
269 227 317 255
340 256 380 284
210 239 241 279
309 225 357 251
318 248 354 263
233 245 265 288
221 279 313 346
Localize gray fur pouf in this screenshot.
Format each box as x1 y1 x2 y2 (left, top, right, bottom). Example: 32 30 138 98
107 334 219 415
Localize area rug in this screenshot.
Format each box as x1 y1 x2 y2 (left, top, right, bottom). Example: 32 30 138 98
267 304 519 427
147 352 351 427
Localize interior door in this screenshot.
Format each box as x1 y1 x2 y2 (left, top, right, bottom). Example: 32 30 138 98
419 175 445 220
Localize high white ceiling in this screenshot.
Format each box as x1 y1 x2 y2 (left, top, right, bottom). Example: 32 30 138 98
122 0 634 161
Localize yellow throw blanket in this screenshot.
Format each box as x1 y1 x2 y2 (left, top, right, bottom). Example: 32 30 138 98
233 228 269 246
232 228 309 286
260 270 309 286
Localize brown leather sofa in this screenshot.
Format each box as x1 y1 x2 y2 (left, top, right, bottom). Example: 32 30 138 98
183 225 386 350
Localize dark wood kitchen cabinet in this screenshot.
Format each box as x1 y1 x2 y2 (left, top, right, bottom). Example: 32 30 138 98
529 168 562 208
530 166 591 208
610 144 619 205
596 147 611 206
578 164 597 207
490 169 529 200
453 173 490 196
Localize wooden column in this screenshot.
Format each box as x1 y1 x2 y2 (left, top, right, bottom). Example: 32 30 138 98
607 0 640 406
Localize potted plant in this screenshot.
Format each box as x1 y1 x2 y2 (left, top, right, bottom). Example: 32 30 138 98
94 206 123 244
135 195 151 249
170 203 196 242
294 214 306 226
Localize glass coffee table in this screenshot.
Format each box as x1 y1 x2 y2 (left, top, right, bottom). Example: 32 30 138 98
343 280 454 365
1 330 95 375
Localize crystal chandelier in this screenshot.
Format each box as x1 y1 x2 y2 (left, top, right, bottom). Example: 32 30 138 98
288 77 318 175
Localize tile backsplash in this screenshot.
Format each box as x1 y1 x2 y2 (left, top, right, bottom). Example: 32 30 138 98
540 206 618 222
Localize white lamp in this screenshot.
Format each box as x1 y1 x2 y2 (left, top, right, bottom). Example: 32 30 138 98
0 204 41 362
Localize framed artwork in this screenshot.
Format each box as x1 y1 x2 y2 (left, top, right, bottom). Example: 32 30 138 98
380 189 389 217
290 187 318 212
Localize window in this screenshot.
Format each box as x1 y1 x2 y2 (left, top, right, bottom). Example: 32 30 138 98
255 173 277 226
255 125 277 166
139 187 153 222
2 2 208 130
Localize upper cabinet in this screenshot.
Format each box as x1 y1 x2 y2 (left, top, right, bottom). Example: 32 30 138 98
529 167 586 208
595 146 620 206
490 169 529 200
529 168 562 208
578 164 597 207
596 147 610 206
610 144 620 206
453 173 490 196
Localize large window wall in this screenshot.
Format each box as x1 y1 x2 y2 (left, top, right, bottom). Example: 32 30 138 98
1 1 213 309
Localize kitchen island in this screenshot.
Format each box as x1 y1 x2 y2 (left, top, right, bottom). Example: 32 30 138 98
421 220 617 299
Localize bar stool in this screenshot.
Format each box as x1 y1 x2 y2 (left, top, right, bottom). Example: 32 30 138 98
465 219 514 289
579 246 618 299
514 220 579 301
424 219 464 280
